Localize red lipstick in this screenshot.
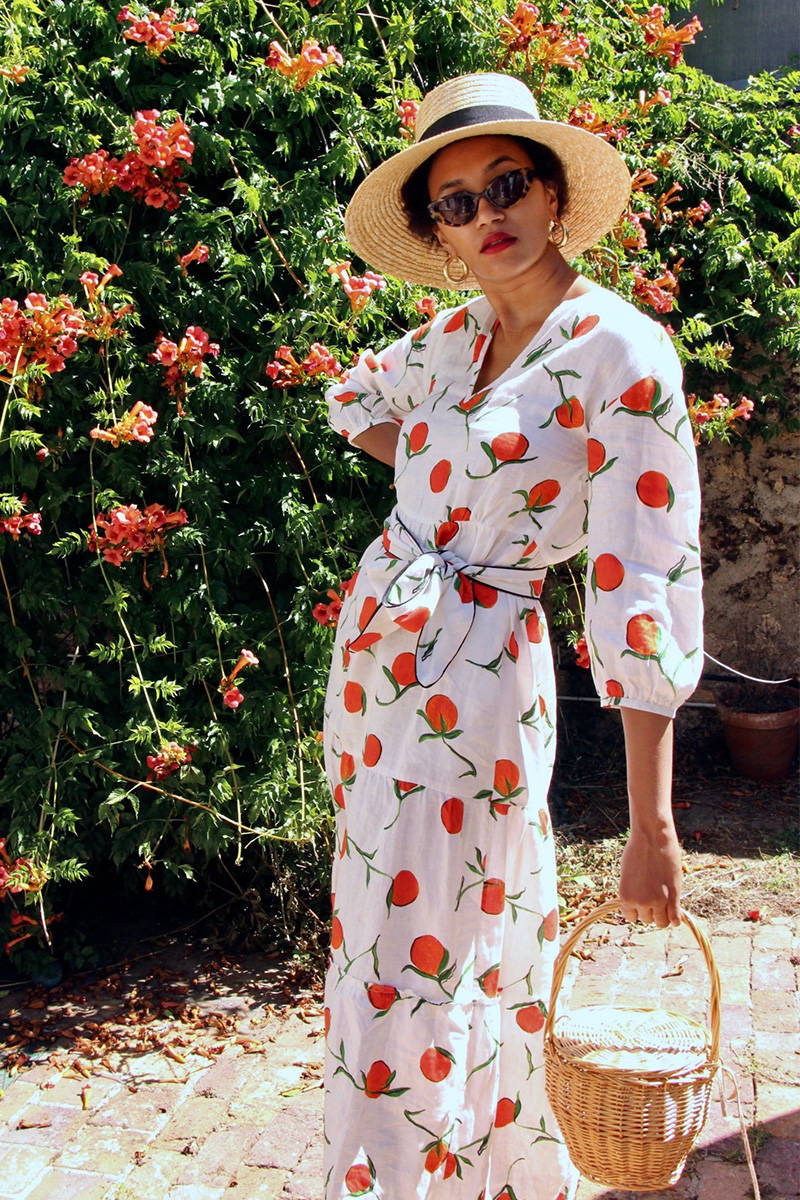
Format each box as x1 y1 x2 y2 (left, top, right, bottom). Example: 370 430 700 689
481 233 516 254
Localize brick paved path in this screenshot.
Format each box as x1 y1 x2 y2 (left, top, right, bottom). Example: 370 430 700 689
0 915 797 1200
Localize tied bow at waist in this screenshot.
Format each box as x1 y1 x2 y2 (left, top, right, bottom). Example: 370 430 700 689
350 515 546 687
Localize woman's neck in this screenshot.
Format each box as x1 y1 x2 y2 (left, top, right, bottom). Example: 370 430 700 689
482 251 594 339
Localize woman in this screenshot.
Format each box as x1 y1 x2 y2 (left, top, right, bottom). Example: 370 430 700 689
322 73 703 1200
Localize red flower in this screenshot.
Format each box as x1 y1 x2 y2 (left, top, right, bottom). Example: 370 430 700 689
574 635 590 669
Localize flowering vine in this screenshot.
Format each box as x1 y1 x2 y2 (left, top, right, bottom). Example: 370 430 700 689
0 495 42 540
178 241 209 274
499 3 589 88
90 401 158 447
265 39 343 89
146 741 195 780
625 4 703 66
219 649 259 709
64 109 194 211
328 262 387 313
0 293 84 380
687 392 754 442
150 324 219 413
117 5 199 57
265 342 343 388
88 502 188 584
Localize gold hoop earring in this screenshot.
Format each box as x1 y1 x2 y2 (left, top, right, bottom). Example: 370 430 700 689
549 220 569 249
442 255 470 285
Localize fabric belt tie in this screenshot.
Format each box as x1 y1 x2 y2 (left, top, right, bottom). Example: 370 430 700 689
355 514 546 687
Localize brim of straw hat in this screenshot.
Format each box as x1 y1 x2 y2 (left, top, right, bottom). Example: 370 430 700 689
344 77 631 290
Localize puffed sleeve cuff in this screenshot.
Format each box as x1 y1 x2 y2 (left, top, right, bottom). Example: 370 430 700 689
600 694 683 719
326 322 433 441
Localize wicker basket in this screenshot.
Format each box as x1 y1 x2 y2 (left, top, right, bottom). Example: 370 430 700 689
544 900 721 1192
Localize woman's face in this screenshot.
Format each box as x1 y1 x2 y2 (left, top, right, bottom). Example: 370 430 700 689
426 134 560 283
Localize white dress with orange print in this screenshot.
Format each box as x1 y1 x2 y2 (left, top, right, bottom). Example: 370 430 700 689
321 284 703 1200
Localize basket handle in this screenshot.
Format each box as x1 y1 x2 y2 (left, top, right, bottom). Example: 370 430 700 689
544 899 721 1062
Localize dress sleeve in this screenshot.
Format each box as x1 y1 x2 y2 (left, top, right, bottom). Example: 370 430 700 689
325 321 433 442
584 326 704 717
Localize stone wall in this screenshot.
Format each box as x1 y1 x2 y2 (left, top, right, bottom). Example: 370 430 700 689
699 428 800 680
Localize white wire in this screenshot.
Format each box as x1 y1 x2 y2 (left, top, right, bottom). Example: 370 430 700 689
703 650 797 686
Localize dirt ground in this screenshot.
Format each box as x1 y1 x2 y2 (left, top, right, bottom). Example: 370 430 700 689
550 693 799 925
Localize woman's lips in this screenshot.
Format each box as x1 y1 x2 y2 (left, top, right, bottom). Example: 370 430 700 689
480 234 517 254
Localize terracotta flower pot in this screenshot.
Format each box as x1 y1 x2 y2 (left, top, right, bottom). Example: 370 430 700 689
715 684 800 782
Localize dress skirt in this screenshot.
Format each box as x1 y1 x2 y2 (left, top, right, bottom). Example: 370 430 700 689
322 760 578 1200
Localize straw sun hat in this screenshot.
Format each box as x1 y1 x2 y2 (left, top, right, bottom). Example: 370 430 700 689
344 72 631 290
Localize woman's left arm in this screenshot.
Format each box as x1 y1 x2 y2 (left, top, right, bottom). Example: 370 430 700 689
618 708 682 928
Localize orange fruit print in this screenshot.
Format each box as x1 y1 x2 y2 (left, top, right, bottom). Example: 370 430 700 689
540 907 559 941
525 610 543 643
357 595 378 629
528 478 560 508
440 796 464 834
331 915 343 949
419 1046 453 1082
408 421 428 453
410 934 446 975
606 680 624 698
429 459 452 492
435 521 458 547
593 552 625 591
424 693 458 732
619 375 657 410
364 1060 393 1098
363 733 382 766
493 759 520 795
394 605 429 632
443 307 467 333
343 681 366 713
491 432 529 461
481 878 506 914
345 1164 372 1194
425 1142 448 1172
587 438 605 473
495 1097 516 1127
367 983 398 1010
572 314 599 338
515 1003 546 1033
636 470 673 508
478 965 500 997
626 613 660 656
390 870 420 907
390 652 417 688
555 397 584 428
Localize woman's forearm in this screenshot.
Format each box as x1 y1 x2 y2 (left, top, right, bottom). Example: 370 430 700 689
621 707 674 834
618 707 682 926
350 422 400 466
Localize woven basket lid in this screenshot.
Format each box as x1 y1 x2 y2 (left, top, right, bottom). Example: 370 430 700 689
552 1005 711 1074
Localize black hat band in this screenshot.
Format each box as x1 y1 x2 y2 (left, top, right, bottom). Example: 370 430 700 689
419 104 536 143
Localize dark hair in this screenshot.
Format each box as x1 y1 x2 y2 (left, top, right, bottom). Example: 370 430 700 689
400 136 568 246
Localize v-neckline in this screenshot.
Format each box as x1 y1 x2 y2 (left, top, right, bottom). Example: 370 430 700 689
470 288 598 394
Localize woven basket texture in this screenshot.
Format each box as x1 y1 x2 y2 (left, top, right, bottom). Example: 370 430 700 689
544 902 721 1192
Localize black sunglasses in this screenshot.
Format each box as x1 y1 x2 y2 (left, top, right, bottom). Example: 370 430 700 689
427 167 537 227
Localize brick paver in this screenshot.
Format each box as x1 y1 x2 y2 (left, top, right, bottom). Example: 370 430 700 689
0 915 797 1200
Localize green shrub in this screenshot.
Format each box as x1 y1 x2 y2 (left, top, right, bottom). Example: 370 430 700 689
0 0 797 966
